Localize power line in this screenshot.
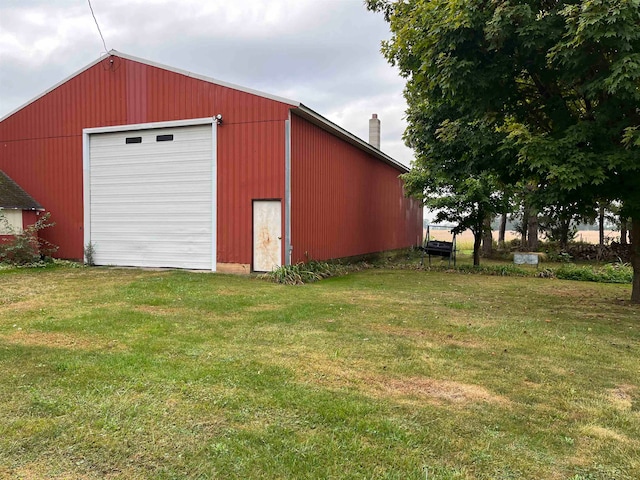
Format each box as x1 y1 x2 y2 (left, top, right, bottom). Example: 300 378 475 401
87 0 108 53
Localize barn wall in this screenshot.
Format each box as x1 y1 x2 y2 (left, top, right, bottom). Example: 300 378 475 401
217 120 285 265
290 114 423 263
22 211 39 230
0 55 289 262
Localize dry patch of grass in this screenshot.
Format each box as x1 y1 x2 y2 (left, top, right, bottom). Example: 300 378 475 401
581 425 633 444
132 305 182 316
0 283 58 309
379 377 509 405
244 304 281 312
0 466 100 480
0 329 123 351
276 348 506 406
609 384 636 411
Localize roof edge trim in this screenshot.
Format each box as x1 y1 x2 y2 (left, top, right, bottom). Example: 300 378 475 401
109 50 301 107
0 54 109 123
0 50 301 123
292 105 409 174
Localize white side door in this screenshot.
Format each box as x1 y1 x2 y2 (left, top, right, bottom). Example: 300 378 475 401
253 200 282 272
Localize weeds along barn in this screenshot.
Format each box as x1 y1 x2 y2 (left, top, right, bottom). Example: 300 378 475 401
0 51 422 272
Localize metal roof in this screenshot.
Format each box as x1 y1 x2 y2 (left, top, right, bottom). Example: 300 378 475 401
1 50 409 174
0 170 43 210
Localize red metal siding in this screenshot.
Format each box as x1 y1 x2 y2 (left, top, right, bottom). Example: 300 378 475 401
290 114 422 263
22 211 39 230
0 55 290 262
218 120 285 264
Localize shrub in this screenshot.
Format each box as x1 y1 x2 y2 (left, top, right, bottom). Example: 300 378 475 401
546 251 573 263
261 261 348 285
554 263 632 284
0 212 58 266
451 264 530 277
84 242 96 266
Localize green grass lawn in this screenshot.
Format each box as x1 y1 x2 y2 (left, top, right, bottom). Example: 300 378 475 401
0 265 638 479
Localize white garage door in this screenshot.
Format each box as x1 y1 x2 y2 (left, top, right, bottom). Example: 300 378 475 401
88 124 214 269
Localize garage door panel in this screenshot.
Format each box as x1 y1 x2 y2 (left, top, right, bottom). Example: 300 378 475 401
92 202 209 215
90 184 209 198
91 156 210 171
91 223 212 235
89 124 214 269
90 175 209 188
91 160 209 175
92 223 211 237
91 193 212 206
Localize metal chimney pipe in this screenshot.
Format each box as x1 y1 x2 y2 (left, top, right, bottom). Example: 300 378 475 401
369 113 380 150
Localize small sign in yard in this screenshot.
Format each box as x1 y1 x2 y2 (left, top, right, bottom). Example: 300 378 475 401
513 252 540 266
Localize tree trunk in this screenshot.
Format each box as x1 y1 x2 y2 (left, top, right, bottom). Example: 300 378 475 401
621 218 628 245
631 218 640 304
527 212 538 251
559 217 570 250
482 215 493 257
499 213 507 248
598 203 605 261
521 209 529 249
473 229 482 266
599 203 605 245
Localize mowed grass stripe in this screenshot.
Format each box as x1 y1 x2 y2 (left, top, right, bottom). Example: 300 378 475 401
0 266 638 479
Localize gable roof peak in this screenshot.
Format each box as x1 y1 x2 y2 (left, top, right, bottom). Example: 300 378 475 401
107 50 301 107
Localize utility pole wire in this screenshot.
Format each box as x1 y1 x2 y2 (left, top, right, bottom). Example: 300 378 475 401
87 0 109 53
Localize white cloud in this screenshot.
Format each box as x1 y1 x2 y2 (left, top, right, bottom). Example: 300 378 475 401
0 0 413 164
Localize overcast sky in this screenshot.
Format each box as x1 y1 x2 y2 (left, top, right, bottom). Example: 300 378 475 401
0 0 415 166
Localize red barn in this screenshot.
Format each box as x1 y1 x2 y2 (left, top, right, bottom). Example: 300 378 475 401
0 51 422 272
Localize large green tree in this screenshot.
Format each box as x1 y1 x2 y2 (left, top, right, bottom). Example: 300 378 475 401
368 0 640 302
402 113 513 265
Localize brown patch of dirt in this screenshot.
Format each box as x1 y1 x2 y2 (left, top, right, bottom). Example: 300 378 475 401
1 330 123 351
608 384 636 411
379 377 509 405
278 350 507 406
